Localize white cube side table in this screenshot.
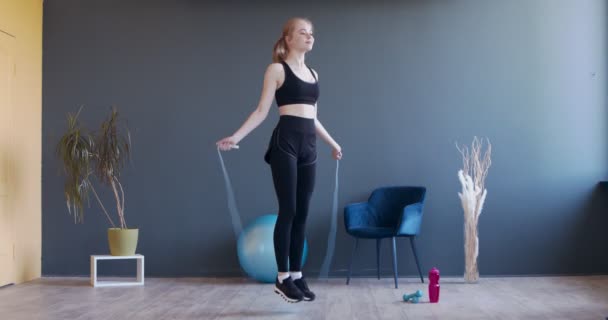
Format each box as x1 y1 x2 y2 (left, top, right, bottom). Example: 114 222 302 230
90 254 144 287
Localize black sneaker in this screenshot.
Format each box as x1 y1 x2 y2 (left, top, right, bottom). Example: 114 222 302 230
274 276 304 303
293 277 315 301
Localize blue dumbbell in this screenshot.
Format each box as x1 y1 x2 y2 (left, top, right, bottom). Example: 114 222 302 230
402 290 423 303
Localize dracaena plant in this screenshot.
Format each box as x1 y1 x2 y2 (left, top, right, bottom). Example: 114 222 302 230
57 106 131 229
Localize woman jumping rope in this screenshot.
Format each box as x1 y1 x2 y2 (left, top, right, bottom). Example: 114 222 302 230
217 17 342 303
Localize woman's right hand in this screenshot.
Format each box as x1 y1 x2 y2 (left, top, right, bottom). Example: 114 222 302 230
216 136 239 151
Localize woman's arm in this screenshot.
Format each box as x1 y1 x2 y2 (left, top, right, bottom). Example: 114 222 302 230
310 68 342 159
315 109 342 160
314 116 339 150
217 63 281 150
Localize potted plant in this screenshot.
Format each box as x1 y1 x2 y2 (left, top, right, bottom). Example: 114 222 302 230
57 106 135 256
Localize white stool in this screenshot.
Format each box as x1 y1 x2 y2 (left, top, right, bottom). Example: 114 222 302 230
90 254 144 287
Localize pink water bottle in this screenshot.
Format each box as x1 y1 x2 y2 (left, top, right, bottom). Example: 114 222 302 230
428 267 440 303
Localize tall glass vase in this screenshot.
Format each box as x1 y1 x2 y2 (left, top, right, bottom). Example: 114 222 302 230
464 220 479 283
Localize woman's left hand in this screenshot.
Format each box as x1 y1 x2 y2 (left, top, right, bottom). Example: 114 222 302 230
332 145 342 160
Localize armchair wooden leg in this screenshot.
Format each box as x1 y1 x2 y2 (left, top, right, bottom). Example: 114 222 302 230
376 239 381 280
346 238 359 285
410 237 424 283
391 237 398 289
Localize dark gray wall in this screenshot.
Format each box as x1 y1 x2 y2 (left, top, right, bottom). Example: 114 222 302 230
42 0 608 277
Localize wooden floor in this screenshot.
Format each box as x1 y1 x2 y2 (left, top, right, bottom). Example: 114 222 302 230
1 276 607 319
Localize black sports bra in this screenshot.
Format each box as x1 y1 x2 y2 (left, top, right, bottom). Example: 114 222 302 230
275 61 319 107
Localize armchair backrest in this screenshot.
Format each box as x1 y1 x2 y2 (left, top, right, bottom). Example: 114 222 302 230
368 186 426 227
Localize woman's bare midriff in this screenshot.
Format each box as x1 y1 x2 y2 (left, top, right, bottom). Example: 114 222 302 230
278 104 316 119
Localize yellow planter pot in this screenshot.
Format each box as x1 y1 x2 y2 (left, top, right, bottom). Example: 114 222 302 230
108 228 139 256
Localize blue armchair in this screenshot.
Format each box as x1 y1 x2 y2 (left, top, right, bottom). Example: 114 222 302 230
344 186 426 288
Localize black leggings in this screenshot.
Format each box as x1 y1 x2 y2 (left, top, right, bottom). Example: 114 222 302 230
264 115 317 272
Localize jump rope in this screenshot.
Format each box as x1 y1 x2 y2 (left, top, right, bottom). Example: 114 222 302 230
217 145 340 279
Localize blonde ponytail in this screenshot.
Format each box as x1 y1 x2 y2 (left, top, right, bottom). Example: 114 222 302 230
272 36 288 63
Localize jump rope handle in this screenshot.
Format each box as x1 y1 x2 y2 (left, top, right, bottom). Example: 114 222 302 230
217 144 239 150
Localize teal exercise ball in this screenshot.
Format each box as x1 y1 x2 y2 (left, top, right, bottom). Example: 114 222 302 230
237 214 308 283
